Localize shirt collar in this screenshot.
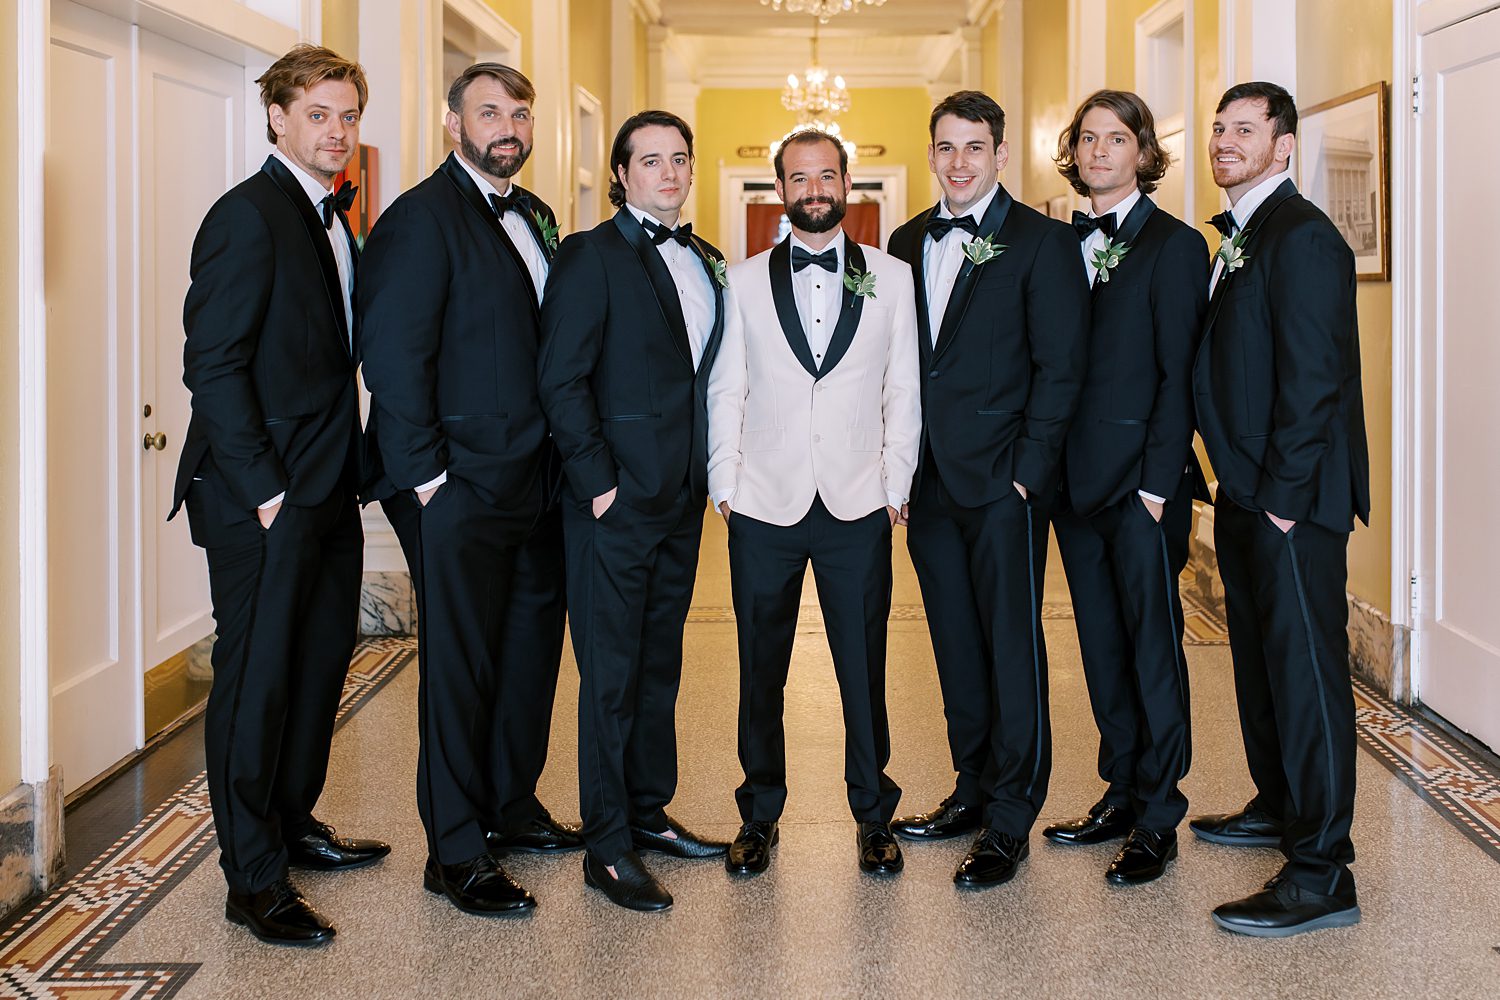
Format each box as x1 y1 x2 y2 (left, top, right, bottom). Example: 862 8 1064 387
938 182 1000 225
272 149 334 207
1230 170 1294 230
789 229 845 267
1091 187 1142 223
453 152 508 203
626 201 682 234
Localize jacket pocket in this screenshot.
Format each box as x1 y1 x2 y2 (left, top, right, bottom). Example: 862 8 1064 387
741 427 785 452
1101 418 1146 426
599 413 660 422
976 409 1021 416
440 413 508 421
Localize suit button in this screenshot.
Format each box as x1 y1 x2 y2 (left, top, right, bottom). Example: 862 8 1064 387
813 434 822 443
929 370 940 378
815 385 823 392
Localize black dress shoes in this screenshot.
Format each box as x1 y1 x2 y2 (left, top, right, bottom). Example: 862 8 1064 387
1189 805 1284 847
1212 877 1361 937
423 854 536 915
485 810 584 855
954 828 1029 887
286 820 391 872
726 821 778 875
891 795 980 841
1042 803 1136 846
631 814 729 859
583 850 673 911
225 878 335 947
1105 828 1177 885
856 822 904 875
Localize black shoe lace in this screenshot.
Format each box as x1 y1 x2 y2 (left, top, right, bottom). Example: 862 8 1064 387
974 828 1009 854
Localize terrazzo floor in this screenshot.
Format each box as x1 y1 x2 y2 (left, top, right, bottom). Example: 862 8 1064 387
19 515 1500 998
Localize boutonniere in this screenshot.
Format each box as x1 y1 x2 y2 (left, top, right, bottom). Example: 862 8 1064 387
962 233 1007 268
842 265 877 300
1215 228 1251 275
1090 237 1131 283
532 209 560 253
709 256 729 289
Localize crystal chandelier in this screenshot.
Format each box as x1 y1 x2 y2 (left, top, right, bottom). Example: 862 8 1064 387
760 0 888 24
769 119 858 165
781 22 850 119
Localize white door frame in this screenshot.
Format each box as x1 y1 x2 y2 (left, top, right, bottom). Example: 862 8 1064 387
1135 0 1196 226
719 164 908 264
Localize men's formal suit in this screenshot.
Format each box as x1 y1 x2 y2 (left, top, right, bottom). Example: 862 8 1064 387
707 232 921 825
1193 175 1370 896
1052 192 1210 832
887 184 1089 838
172 154 364 895
358 152 567 865
537 207 726 863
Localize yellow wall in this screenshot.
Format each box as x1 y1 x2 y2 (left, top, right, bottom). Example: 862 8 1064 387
693 87 939 250
1298 0 1393 611
634 16 648 110
1020 0 1071 207
483 0 532 73
323 0 359 61
1193 0 1222 239
570 0 612 222
0 0 21 792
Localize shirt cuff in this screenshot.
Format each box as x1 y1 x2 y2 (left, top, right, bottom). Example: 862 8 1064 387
711 488 736 508
258 492 286 510
415 471 448 494
1138 489 1167 504
886 491 907 512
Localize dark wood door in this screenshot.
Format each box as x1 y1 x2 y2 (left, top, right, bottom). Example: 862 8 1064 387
744 200 882 257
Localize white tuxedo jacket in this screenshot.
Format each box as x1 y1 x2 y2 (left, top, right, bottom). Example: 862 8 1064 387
707 236 921 526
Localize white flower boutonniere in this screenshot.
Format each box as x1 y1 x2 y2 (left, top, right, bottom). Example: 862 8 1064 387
962 234 1007 267
842 265 877 300
532 210 560 253
1090 237 1131 283
1216 228 1251 275
710 257 729 289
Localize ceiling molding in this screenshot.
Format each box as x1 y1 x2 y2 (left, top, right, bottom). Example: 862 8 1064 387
632 0 663 23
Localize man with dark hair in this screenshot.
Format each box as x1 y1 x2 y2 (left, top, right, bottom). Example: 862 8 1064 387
538 110 729 912
1191 81 1369 937
1041 90 1209 885
887 90 1089 887
174 43 388 947
360 62 577 917
709 130 921 877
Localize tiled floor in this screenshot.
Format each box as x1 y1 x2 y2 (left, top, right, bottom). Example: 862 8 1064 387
3 517 1497 999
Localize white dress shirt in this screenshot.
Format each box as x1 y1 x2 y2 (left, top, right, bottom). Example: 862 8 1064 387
1079 187 1142 282
1210 170 1295 293
262 151 358 509
626 202 716 371
922 182 1001 345
789 230 845 363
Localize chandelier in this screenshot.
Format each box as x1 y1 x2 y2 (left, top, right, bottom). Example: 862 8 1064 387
781 22 850 119
769 120 858 165
760 0 888 23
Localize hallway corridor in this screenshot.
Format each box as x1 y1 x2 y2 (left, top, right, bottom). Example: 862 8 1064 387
2 517 1497 998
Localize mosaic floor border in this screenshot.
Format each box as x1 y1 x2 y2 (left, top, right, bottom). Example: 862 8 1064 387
0 639 414 999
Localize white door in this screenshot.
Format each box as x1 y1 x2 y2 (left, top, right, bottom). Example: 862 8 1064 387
47 1 140 792
1415 6 1500 749
137 29 239 672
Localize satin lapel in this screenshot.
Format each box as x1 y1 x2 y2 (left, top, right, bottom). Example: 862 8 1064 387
768 239 820 378
515 185 557 263
261 156 350 355
336 209 360 354
689 236 727 376
1202 179 1297 335
1092 194 1156 299
437 155 541 316
817 239 866 378
908 204 939 365
613 209 692 366
934 185 1013 362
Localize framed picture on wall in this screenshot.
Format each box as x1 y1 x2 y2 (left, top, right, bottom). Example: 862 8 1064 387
1296 82 1390 280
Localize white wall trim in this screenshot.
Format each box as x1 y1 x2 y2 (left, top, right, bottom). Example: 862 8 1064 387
529 0 570 222
1220 0 1297 90
718 164 907 264
1067 0 1108 108
71 0 299 59
1136 0 1196 225
1389 0 1418 636
445 0 522 58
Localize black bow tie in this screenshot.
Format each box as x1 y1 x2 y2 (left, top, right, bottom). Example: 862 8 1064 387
1209 211 1238 239
489 190 528 219
924 214 980 241
644 218 694 246
792 246 839 273
320 181 357 228
1072 211 1118 241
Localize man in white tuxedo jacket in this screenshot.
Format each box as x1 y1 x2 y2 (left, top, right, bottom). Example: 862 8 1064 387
708 131 921 878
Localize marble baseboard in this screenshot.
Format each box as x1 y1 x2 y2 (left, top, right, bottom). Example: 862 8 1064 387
361 571 416 636
0 768 65 923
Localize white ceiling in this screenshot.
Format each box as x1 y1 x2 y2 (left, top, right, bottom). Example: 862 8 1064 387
655 0 976 38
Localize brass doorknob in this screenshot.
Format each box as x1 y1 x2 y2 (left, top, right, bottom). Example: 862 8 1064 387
142 432 167 451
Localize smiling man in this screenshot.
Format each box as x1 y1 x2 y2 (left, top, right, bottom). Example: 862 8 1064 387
886 91 1089 889
1191 82 1370 938
538 110 730 912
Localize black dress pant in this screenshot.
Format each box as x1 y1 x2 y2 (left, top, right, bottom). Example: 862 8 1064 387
563 484 703 861
1215 497 1357 896
728 497 901 825
1052 475 1194 831
187 474 363 894
383 477 565 865
907 462 1051 838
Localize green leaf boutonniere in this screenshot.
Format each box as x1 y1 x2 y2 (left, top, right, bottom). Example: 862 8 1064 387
710 256 729 289
1215 228 1251 275
961 234 1007 268
532 210 560 253
842 265 877 300
1090 237 1131 283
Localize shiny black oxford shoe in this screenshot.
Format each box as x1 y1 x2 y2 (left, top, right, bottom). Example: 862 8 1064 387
1212 875 1360 938
1042 803 1136 846
225 878 335 947
286 820 391 871
1188 805 1284 847
423 854 536 915
953 828 1029 888
857 822 904 875
631 814 729 859
726 821 778 875
890 795 981 842
485 809 585 855
1105 828 1177 885
583 850 673 911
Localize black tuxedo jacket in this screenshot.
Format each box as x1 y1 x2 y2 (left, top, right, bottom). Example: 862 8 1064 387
887 185 1089 507
537 209 726 513
172 155 359 519
1193 178 1370 532
1064 195 1211 516
358 153 560 508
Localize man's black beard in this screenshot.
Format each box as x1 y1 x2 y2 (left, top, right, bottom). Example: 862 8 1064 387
786 195 846 234
461 128 531 180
